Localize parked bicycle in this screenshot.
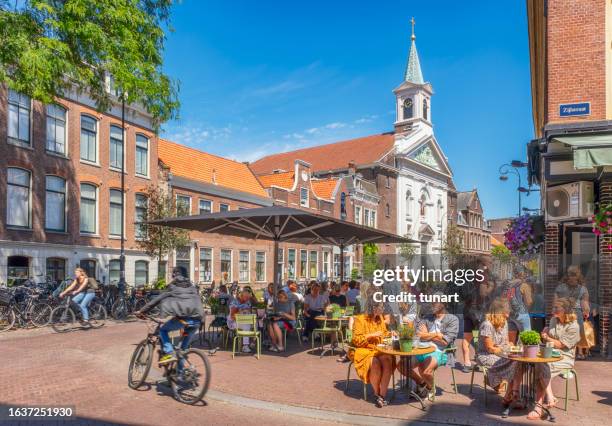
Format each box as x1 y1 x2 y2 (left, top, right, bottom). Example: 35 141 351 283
112 287 159 320
0 286 53 332
49 294 107 333
128 315 211 405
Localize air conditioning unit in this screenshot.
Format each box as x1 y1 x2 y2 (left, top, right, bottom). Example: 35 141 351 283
546 181 594 222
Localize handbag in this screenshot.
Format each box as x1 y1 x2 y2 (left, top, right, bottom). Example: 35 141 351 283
577 320 596 349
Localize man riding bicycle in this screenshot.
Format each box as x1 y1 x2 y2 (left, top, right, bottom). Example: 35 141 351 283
136 267 204 365
59 267 98 326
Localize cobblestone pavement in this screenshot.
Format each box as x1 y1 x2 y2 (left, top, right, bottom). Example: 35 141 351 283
1 320 611 426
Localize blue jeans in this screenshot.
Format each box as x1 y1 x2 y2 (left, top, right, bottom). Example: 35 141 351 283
72 292 95 321
160 318 201 354
516 313 531 331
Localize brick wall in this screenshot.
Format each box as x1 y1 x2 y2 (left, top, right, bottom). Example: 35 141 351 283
0 86 157 252
546 0 606 123
544 224 560 316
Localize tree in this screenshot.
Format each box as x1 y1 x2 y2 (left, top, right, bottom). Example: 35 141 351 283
491 244 513 263
441 224 464 258
0 0 179 126
361 243 380 280
137 185 190 263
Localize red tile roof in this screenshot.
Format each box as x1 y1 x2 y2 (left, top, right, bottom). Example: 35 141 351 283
311 178 340 200
250 133 396 175
257 171 295 190
158 139 268 198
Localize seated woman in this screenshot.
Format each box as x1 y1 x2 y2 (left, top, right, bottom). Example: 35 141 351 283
263 282 275 309
528 297 580 420
351 287 395 408
267 290 296 352
400 299 458 400
476 298 522 407
227 290 254 354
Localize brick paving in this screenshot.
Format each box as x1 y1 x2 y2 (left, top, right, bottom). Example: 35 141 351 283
1 320 611 426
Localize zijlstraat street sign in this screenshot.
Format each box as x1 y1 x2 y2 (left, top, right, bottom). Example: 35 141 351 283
559 102 590 117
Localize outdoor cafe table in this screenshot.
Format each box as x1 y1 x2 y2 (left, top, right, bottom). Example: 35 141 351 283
499 353 562 420
314 315 350 357
377 345 436 410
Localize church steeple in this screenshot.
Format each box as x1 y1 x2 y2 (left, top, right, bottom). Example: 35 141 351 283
404 18 424 84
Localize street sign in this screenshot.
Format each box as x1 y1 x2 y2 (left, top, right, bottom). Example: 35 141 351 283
559 102 590 117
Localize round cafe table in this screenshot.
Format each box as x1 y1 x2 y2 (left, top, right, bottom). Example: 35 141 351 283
499 352 562 421
313 316 350 357
377 345 435 410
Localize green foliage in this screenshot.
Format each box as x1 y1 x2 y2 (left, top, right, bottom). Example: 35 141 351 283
350 268 359 280
361 243 380 279
491 244 513 262
441 224 464 258
398 239 417 261
519 330 541 346
154 277 166 290
0 0 179 126
137 185 190 262
398 323 415 340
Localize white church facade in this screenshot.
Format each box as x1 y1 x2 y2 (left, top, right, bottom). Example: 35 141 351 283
393 23 453 255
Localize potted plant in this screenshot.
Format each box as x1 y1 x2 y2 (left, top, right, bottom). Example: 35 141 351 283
326 303 342 319
519 330 541 358
398 323 415 352
504 214 544 256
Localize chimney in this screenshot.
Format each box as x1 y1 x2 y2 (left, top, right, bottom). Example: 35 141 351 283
348 161 356 176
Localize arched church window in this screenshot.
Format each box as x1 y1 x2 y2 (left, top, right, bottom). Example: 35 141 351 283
403 98 413 120
423 98 429 121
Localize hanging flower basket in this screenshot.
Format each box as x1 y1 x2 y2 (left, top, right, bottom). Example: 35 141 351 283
589 203 612 248
504 214 543 256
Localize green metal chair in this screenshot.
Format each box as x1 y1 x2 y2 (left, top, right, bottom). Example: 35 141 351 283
345 350 368 401
231 314 261 359
344 306 355 316
559 368 579 411
430 345 458 401
467 329 492 406
312 317 342 356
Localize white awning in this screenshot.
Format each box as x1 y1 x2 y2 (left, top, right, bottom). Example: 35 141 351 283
553 134 612 169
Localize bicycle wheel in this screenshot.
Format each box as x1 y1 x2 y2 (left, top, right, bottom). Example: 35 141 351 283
170 349 211 404
29 302 52 327
128 340 154 389
111 299 128 320
0 306 16 332
89 303 107 328
133 298 146 312
50 306 75 333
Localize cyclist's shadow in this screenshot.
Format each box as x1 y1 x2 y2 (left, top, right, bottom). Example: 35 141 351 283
153 379 208 406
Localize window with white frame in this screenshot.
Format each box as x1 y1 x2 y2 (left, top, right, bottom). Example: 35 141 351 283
322 252 330 279
354 205 362 225
135 194 147 239
300 187 308 207
239 250 249 282
370 210 377 228
199 248 212 282
220 249 232 282
45 176 66 231
8 90 30 146
175 246 191 279
109 259 121 284
287 249 296 279
176 194 191 215
277 248 284 280
309 251 317 279
109 125 124 170
80 183 97 234
199 199 212 214
80 115 97 163
219 203 229 212
299 249 307 278
256 251 265 282
7 168 31 228
364 209 370 227
134 260 149 286
135 134 148 176
46 104 66 155
109 189 123 236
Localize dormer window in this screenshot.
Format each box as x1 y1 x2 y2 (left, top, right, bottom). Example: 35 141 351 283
403 98 413 120
423 98 429 121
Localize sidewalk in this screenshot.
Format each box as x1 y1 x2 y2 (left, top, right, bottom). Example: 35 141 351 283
1 320 610 426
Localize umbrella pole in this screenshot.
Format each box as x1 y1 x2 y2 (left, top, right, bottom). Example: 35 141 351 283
339 242 345 282
273 216 280 310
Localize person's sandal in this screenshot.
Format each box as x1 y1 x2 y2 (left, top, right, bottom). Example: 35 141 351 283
527 408 544 420
374 395 388 408
502 390 519 407
545 397 558 409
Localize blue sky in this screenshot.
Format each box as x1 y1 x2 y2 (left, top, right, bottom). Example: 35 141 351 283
161 0 539 218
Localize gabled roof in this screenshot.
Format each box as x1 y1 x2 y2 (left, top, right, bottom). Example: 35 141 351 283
311 178 340 200
158 139 268 198
258 171 294 190
457 191 474 211
251 133 396 175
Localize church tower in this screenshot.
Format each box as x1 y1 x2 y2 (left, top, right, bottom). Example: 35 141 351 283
394 18 433 136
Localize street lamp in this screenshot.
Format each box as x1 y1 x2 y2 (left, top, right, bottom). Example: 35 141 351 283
118 93 127 293
499 162 527 217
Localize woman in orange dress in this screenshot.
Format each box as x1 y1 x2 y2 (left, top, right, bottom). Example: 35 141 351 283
351 292 395 408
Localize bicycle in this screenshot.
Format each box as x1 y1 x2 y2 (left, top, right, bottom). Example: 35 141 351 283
49 294 107 333
112 287 158 320
128 315 211 405
0 286 52 332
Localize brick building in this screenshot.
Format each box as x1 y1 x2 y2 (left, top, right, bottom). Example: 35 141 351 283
527 0 612 355
0 85 158 285
448 189 491 255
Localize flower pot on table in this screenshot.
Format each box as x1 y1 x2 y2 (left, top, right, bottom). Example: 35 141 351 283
400 340 413 352
523 345 539 358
